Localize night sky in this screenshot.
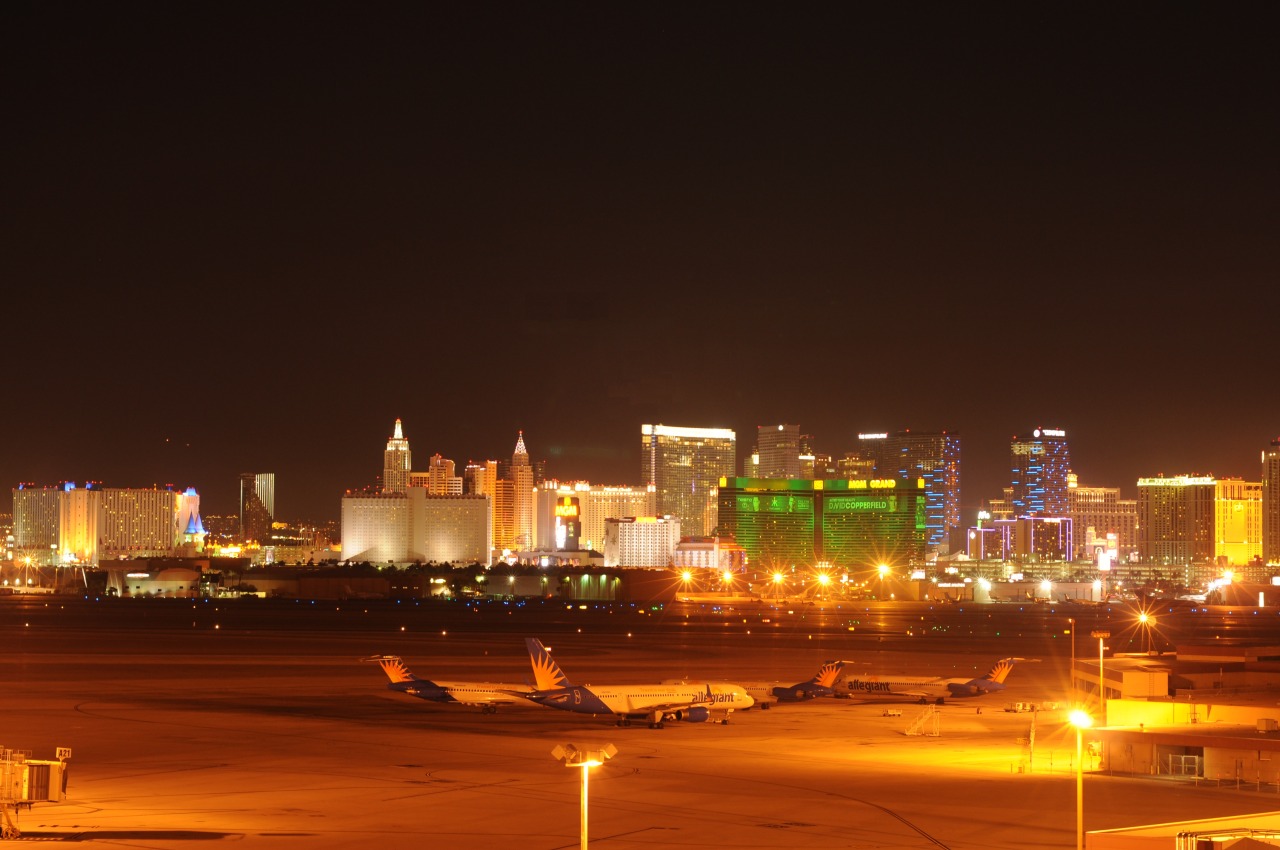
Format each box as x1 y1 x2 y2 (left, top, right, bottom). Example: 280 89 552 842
5 4 1277 524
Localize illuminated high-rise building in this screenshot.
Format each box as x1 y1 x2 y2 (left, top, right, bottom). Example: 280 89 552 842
411 454 463 495
533 481 657 552
717 476 928 568
642 424 736 537
836 452 875 480
341 493 411 564
382 418 412 495
1009 428 1070 517
1265 439 1280 565
511 432 534 549
12 484 62 558
464 459 499 551
1215 478 1262 565
59 482 101 564
1066 476 1138 561
857 430 961 552
603 516 682 567
340 489 490 565
100 486 191 557
756 424 800 479
1137 475 1216 564
239 472 274 542
491 478 515 549
414 492 491 564
466 460 497 500
14 482 199 565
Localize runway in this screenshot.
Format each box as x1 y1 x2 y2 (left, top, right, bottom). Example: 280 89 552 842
5 596 1277 848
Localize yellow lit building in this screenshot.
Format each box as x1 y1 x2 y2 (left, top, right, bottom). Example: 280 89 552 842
534 481 657 552
642 424 736 537
1215 477 1262 565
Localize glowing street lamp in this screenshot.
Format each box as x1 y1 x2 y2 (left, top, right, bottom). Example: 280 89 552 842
1138 611 1156 654
1069 710 1093 850
552 743 618 849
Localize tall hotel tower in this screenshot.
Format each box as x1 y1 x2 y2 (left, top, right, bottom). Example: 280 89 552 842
1265 438 1280 565
1137 475 1215 564
383 418 412 494
641 424 736 537
1009 428 1071 517
756 424 801 479
856 430 961 552
511 431 534 549
239 472 275 543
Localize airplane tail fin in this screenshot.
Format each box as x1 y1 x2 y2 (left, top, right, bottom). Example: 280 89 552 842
525 638 573 690
981 658 1017 685
812 660 846 689
364 655 417 684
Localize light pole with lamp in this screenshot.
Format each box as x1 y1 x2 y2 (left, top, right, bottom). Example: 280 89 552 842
1139 611 1155 654
552 743 617 849
1091 630 1109 723
1069 709 1093 850
1068 617 1076 705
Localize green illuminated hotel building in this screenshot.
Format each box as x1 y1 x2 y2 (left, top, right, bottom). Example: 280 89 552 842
716 477 929 569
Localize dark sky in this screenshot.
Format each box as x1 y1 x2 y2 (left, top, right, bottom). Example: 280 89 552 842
4 4 1277 524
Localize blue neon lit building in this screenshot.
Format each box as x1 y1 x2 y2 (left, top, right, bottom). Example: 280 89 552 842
1009 428 1071 517
855 430 961 553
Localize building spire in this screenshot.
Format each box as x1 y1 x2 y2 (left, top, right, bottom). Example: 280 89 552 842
514 429 528 458
393 418 404 440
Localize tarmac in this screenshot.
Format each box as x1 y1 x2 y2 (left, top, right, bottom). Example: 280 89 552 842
5 596 1279 848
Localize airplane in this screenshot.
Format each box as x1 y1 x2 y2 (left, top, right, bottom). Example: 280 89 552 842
364 655 534 714
523 638 754 728
838 658 1019 705
664 659 848 709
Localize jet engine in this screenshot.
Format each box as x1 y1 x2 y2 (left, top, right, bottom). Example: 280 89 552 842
773 684 832 701
401 683 449 701
673 707 710 723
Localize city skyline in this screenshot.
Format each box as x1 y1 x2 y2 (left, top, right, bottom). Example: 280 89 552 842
6 6 1275 524
6 417 1277 530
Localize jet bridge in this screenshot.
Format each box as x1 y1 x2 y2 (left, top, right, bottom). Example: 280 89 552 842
1 746 70 839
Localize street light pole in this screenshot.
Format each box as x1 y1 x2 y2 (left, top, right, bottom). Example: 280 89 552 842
1069 617 1076 705
1091 630 1110 724
552 743 617 850
1070 709 1094 850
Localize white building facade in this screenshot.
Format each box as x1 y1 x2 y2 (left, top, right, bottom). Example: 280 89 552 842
603 516 681 567
341 489 491 565
13 483 199 565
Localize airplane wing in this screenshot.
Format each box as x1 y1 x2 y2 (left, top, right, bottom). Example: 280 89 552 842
434 683 537 707
452 696 523 707
842 689 932 702
623 696 701 715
